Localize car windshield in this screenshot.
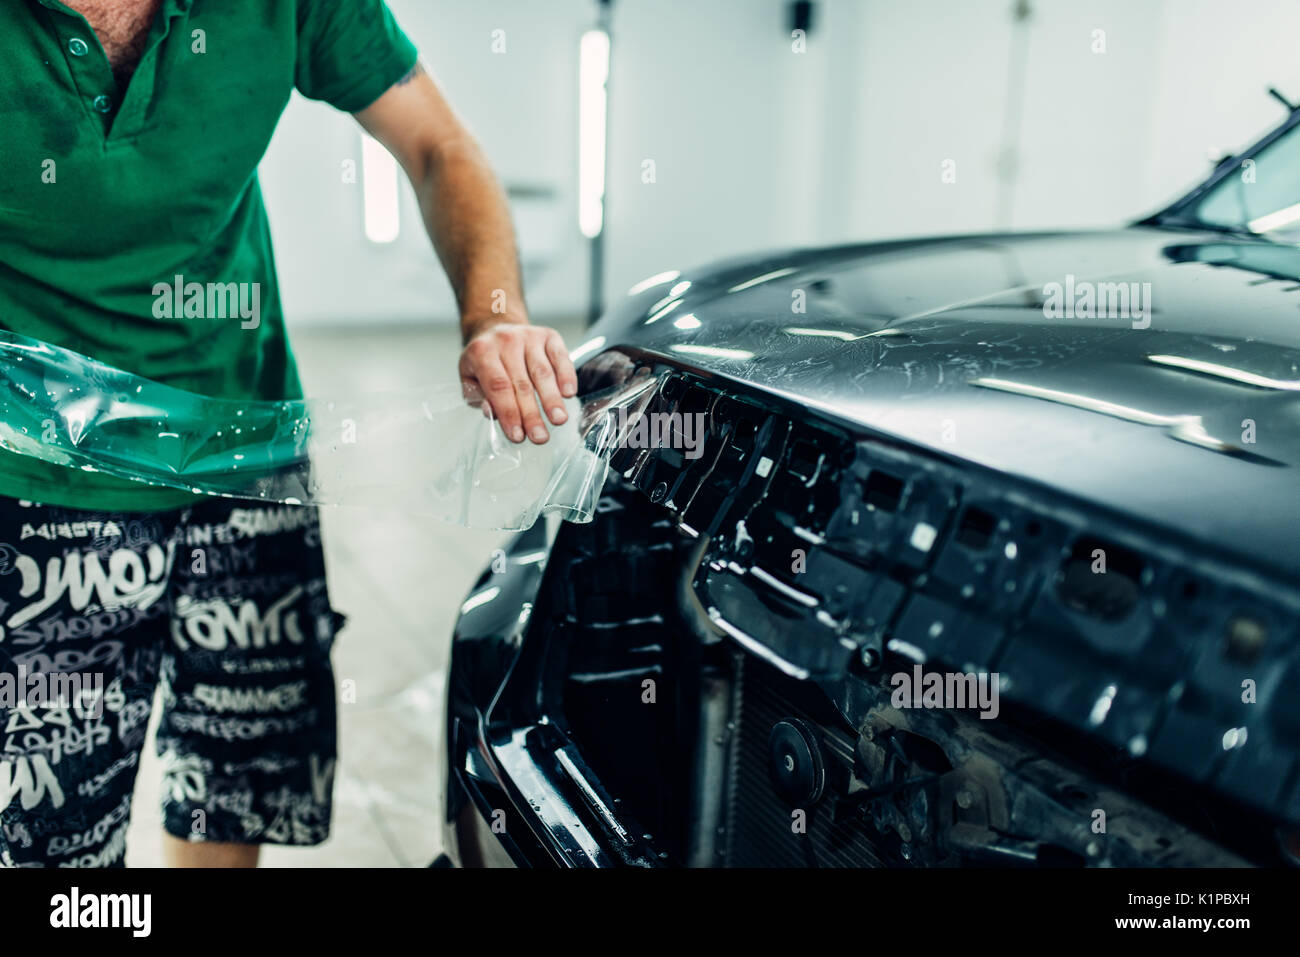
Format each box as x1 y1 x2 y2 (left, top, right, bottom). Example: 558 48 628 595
1163 115 1300 241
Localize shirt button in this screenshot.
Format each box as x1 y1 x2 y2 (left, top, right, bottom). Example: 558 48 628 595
92 94 113 113
68 37 89 57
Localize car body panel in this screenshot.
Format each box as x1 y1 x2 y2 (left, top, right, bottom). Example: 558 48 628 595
587 227 1300 584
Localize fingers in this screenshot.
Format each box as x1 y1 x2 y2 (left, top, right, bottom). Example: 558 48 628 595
545 330 578 399
501 343 548 444
526 338 568 427
467 346 524 441
460 325 578 444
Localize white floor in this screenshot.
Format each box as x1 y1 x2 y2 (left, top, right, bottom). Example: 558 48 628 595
124 319 583 866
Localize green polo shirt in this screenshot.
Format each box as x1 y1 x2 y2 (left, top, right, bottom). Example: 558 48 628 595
0 0 418 512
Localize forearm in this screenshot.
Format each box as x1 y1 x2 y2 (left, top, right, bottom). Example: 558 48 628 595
412 138 526 341
354 64 576 443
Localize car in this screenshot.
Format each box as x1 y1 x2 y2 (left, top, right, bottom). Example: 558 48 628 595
440 104 1300 868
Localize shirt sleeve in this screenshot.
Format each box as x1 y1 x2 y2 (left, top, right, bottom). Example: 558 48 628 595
294 0 420 113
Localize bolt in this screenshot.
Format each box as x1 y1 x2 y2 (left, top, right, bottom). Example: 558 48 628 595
1226 616 1268 662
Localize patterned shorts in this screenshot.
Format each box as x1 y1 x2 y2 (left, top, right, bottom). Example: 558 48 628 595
0 496 342 867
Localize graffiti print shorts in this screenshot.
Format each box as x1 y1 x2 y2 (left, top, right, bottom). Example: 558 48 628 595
0 496 342 867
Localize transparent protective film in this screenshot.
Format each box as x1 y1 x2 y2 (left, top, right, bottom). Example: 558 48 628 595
0 331 661 530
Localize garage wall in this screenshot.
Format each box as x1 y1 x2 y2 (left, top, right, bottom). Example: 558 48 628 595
261 0 594 326
259 0 1300 327
1141 0 1300 213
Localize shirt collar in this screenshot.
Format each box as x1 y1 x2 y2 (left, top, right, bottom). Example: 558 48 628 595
32 0 194 16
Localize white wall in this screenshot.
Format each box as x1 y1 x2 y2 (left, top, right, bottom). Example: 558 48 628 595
1142 0 1300 212
259 0 1300 328
261 0 593 326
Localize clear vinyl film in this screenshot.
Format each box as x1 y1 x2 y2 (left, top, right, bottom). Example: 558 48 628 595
0 331 660 530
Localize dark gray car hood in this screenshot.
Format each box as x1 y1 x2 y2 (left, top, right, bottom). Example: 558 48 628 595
587 227 1300 582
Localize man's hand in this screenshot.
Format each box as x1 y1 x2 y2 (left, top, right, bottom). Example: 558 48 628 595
458 319 578 444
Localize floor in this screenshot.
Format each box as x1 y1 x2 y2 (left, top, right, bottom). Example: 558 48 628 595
124 319 583 867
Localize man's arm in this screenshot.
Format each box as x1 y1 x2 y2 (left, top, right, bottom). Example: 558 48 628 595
354 63 577 444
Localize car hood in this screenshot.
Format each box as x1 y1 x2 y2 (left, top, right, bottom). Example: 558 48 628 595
588 227 1300 583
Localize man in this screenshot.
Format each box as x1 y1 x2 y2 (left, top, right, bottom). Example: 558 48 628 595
0 0 576 867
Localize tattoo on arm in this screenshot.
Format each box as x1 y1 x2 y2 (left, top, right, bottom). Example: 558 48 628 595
395 63 422 87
